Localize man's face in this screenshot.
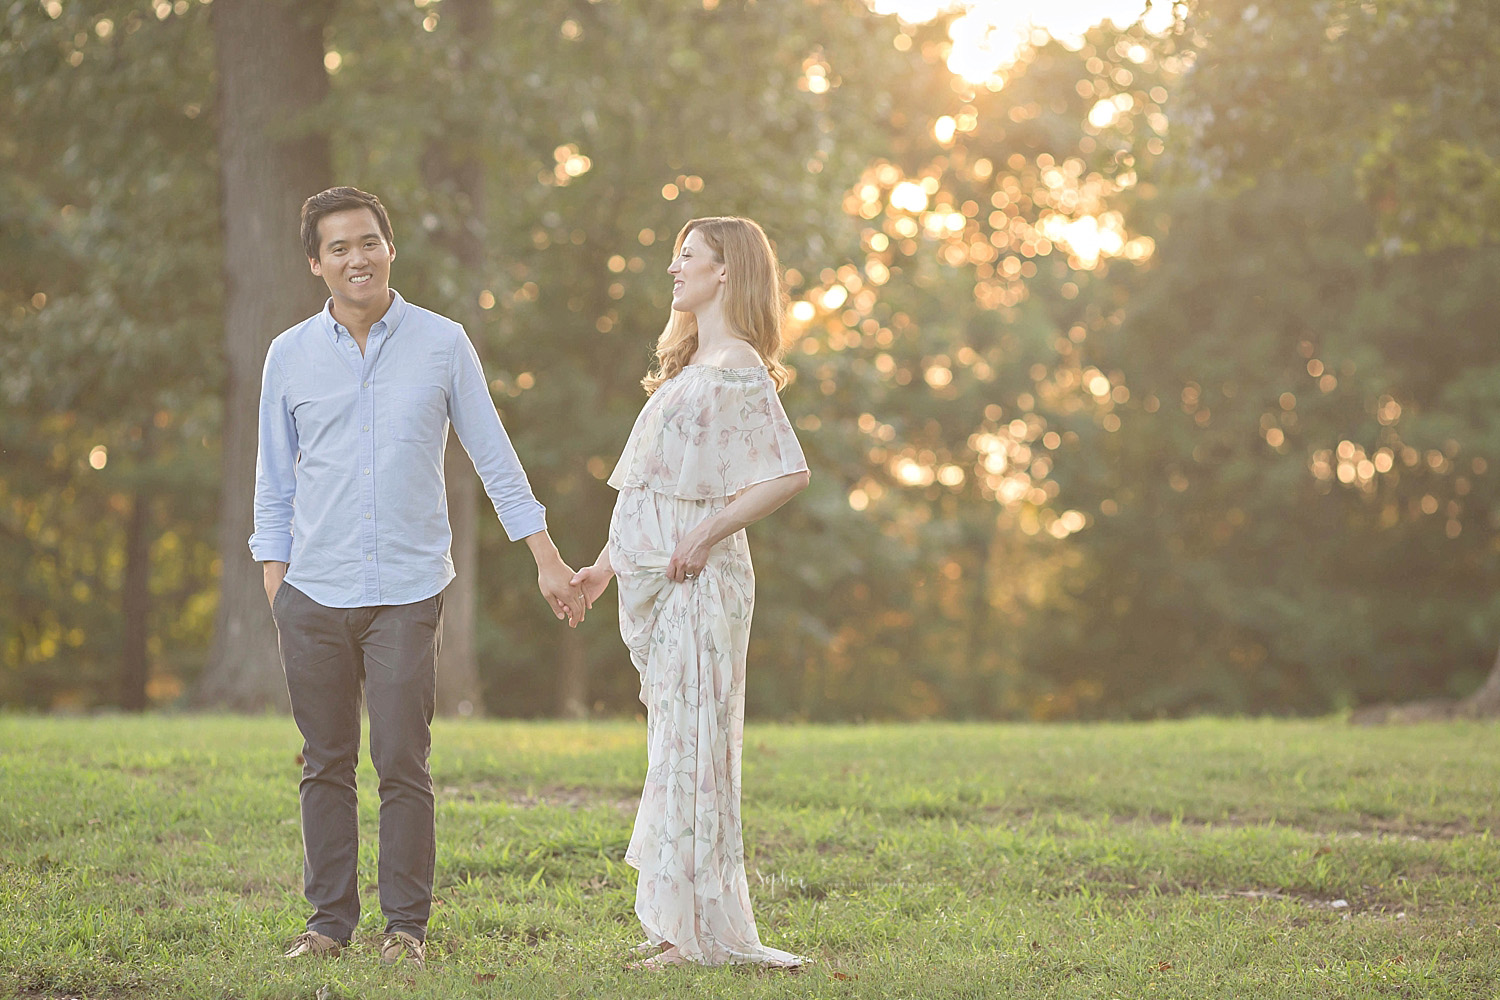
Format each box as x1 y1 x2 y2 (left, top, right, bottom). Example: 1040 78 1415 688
309 208 395 311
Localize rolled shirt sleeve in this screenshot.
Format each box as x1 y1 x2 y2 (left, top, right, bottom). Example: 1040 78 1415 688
248 344 298 563
447 329 547 542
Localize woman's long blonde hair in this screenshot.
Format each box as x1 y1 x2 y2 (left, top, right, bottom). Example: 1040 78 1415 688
642 217 790 394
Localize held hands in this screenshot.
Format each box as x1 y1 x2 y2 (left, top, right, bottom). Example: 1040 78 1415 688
525 531 587 627
538 558 587 628
570 558 615 610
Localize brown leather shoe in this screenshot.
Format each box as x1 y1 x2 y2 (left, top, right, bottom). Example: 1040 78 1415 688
380 930 425 970
284 930 342 959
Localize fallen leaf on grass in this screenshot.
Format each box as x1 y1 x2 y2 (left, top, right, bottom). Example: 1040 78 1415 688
1155 961 1174 972
831 971 858 980
474 972 498 984
1392 955 1404 965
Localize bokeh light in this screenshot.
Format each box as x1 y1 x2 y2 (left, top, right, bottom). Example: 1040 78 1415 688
869 0 1179 80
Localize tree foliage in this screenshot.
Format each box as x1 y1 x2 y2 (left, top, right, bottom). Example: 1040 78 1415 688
1 0 1491 718
1041 0 1500 714
1181 0 1500 254
1 0 220 707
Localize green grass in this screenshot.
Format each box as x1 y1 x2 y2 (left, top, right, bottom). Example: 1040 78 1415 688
3 715 1499 999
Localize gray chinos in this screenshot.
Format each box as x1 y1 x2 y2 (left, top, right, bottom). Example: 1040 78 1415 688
272 582 444 944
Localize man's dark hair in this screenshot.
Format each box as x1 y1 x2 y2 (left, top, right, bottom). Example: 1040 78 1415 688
301 186 395 261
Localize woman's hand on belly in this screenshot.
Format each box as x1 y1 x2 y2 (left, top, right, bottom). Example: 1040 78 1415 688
663 472 808 584
665 523 713 583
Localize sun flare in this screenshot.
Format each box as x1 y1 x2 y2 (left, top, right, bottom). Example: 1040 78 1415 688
869 0 1178 81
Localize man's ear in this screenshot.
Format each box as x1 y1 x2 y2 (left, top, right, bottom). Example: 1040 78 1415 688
309 257 322 277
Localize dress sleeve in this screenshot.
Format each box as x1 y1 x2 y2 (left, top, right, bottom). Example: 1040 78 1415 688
608 369 808 499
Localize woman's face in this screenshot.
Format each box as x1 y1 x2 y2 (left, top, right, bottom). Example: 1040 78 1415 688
668 229 726 313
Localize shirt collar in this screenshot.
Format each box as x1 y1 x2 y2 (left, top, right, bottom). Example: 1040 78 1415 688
320 289 409 343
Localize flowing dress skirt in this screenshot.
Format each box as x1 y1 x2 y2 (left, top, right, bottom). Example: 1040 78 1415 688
609 485 802 966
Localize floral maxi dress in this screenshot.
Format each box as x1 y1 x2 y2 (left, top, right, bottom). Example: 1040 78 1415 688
606 364 809 966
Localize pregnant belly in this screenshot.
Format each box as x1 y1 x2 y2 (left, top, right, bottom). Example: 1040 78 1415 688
608 488 751 670
608 488 737 569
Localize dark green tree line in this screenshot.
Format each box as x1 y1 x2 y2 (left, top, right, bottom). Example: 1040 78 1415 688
0 0 221 708
3 0 1492 719
1037 0 1500 714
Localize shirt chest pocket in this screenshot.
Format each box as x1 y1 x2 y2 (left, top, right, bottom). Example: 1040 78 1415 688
384 385 447 444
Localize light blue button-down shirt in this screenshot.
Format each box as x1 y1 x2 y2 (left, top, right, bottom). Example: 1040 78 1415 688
249 290 546 608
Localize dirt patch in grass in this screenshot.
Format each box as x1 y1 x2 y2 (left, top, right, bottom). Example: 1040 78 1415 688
1057 869 1422 914
437 783 638 813
506 788 638 813
1100 810 1489 841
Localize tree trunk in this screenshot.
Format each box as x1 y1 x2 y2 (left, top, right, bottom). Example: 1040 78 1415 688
119 487 152 711
423 0 494 716
1463 642 1500 716
196 0 333 710
439 444 482 715
557 625 589 719
963 522 995 717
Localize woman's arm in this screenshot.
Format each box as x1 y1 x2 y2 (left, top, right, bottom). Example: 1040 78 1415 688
666 470 811 582
571 543 615 609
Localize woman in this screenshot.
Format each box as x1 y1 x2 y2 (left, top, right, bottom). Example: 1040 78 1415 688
571 217 810 969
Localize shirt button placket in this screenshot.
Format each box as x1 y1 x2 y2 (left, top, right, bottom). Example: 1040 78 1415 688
360 362 379 604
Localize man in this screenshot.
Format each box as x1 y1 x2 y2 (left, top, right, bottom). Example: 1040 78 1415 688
250 186 584 970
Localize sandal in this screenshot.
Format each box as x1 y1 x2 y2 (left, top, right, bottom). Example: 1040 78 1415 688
626 946 689 970
629 940 669 956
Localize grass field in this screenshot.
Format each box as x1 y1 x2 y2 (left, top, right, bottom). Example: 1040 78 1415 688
2 715 1499 999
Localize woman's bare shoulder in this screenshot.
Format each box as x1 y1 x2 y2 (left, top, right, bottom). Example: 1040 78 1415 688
701 344 765 368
